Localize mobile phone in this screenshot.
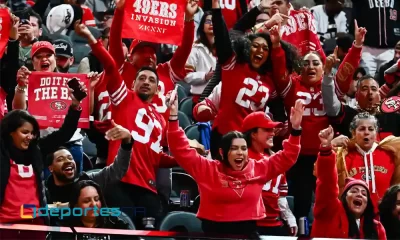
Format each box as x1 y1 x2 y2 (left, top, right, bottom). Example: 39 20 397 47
20 19 30 25
169 86 178 104
67 78 87 101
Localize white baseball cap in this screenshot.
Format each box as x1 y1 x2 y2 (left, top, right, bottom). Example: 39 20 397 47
47 4 83 34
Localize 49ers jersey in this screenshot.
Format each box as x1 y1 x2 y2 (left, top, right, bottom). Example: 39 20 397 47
215 55 277 135
281 75 329 155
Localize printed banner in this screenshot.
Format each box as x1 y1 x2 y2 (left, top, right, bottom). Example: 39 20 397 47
0 8 11 58
28 72 90 128
122 0 185 45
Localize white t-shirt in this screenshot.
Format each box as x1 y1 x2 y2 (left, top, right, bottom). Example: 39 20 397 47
311 5 348 42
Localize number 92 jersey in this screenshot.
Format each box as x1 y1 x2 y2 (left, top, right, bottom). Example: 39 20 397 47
214 55 278 135
280 75 329 155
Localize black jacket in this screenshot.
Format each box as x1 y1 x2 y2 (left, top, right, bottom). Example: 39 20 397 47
352 0 400 48
375 59 397 86
0 106 81 222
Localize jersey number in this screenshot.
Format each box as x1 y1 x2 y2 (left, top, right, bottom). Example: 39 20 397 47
262 175 282 194
219 0 235 10
296 91 325 116
132 108 162 153
235 78 269 110
97 91 111 121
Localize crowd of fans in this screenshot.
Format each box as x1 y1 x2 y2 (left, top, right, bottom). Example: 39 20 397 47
0 0 400 239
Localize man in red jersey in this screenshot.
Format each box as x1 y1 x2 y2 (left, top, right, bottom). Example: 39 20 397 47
74 22 178 229
242 112 297 236
108 0 197 119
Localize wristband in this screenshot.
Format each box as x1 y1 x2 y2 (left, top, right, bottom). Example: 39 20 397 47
15 85 26 93
169 118 178 121
291 127 302 136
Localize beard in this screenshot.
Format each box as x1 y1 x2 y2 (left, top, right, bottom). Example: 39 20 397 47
137 92 151 102
57 65 70 73
53 170 75 184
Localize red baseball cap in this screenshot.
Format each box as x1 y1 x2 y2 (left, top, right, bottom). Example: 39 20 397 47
242 111 283 132
129 39 159 54
31 41 55 58
342 177 369 197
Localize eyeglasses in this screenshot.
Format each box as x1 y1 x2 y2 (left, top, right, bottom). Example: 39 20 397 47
205 19 213 25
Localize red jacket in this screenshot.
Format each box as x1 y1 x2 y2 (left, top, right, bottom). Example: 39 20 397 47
167 121 301 222
312 148 387 239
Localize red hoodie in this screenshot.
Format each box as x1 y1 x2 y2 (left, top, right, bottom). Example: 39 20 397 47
312 148 387 239
108 8 194 120
167 121 301 222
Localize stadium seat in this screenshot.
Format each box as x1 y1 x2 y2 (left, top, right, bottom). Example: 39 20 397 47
171 172 198 200
83 137 97 159
178 111 191 130
82 153 93 171
119 211 136 230
179 97 193 120
286 196 294 213
177 84 187 101
159 211 203 233
191 195 200 213
184 124 200 142
68 65 79 73
72 44 91 64
85 168 101 174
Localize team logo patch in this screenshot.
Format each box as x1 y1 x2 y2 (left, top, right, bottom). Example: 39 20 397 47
381 96 400 113
50 101 67 111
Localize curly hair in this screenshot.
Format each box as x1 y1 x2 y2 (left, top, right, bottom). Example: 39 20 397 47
233 32 299 75
349 112 379 134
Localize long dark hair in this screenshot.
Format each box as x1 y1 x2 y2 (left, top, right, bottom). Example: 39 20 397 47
379 184 400 239
219 131 246 166
340 187 378 239
0 110 40 148
195 11 214 53
234 32 298 75
69 180 109 227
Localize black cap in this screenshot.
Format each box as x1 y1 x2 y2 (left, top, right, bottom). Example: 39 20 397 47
53 39 73 58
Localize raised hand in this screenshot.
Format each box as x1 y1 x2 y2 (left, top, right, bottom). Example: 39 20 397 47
115 0 125 10
9 14 19 40
265 9 288 29
185 0 198 21
354 20 367 46
290 99 304 130
73 21 96 43
105 120 132 143
87 71 101 89
318 125 334 146
331 134 350 148
166 89 178 117
68 80 87 107
16 66 31 87
324 46 340 75
269 24 281 48
212 0 220 9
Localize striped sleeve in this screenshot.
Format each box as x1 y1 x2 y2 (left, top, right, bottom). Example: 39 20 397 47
109 80 128 106
221 55 237 71
280 76 294 98
279 174 289 196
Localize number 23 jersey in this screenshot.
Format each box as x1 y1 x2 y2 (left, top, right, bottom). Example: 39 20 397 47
215 55 278 135
281 75 329 155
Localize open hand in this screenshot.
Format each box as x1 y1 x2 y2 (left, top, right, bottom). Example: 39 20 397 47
324 46 340 75
318 125 334 146
87 71 101 89
105 120 132 143
290 99 304 130
17 66 31 87
354 20 367 46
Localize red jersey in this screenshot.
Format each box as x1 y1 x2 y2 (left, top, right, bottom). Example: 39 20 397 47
92 74 111 122
81 5 96 27
345 147 395 208
215 55 278 135
281 75 329 156
90 41 176 193
281 9 325 62
0 160 40 222
220 0 249 29
109 8 194 120
249 149 288 227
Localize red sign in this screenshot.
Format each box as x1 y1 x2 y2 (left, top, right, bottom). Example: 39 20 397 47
27 72 90 128
122 0 185 45
381 96 400 113
0 9 11 58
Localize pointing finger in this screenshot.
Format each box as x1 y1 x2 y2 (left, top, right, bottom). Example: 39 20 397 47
333 46 338 58
354 19 358 30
